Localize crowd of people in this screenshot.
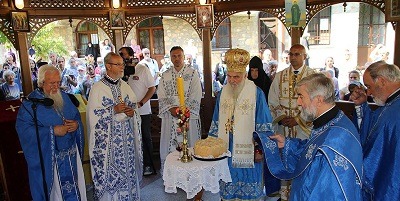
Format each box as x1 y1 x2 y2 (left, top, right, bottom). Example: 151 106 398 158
5 38 399 201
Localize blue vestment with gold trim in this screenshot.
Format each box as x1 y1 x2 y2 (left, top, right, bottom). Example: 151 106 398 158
209 87 279 200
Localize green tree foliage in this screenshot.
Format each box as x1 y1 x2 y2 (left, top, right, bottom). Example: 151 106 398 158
31 22 68 61
0 32 13 49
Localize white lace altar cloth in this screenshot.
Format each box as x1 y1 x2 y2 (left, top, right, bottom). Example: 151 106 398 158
162 149 232 199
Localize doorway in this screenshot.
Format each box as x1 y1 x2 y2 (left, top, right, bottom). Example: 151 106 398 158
76 21 99 58
137 17 165 67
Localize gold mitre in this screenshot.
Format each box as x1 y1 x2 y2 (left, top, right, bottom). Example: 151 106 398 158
225 48 250 72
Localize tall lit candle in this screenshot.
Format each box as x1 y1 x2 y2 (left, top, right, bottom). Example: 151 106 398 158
176 76 185 108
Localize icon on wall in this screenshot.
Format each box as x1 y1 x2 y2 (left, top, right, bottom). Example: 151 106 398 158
285 0 306 27
386 0 400 21
109 10 125 29
195 4 214 29
10 11 30 32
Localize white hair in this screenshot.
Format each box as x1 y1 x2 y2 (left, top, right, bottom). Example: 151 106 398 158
2 70 15 80
37 65 60 88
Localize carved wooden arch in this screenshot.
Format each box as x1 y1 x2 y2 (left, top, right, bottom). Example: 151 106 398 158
124 15 155 42
172 14 202 40
0 17 16 48
27 17 113 44
211 10 238 39
124 14 201 42
211 8 286 39
83 17 113 41
303 0 385 36
27 18 58 43
262 8 287 33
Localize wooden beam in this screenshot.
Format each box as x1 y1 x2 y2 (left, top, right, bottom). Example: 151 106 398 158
291 27 301 45
395 24 400 67
15 32 33 95
24 5 194 18
201 28 213 135
113 29 124 52
213 0 283 12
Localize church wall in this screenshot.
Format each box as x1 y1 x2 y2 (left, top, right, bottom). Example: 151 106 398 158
162 17 202 57
162 17 203 68
210 12 259 74
230 14 259 57
52 20 76 58
306 3 360 71
306 3 395 89
125 28 138 46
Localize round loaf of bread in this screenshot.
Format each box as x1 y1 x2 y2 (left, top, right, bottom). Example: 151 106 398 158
194 137 227 158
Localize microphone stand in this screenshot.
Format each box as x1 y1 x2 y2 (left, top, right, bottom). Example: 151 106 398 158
32 102 49 201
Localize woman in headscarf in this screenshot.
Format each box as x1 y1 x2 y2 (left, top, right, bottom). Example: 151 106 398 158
247 56 272 103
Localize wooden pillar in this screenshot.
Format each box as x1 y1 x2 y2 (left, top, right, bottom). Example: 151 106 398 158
290 27 301 45
394 24 400 67
202 28 213 134
113 29 124 52
16 32 33 95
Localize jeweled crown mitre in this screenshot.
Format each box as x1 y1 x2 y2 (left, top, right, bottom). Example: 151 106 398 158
225 48 250 73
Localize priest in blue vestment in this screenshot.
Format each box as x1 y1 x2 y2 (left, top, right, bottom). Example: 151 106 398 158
350 61 400 200
208 48 279 200
16 65 86 200
258 73 362 201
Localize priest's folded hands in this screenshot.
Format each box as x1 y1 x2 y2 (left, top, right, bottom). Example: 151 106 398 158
114 102 135 117
53 119 78 136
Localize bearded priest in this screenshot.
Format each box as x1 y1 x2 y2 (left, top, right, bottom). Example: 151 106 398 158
208 48 278 200
16 65 87 201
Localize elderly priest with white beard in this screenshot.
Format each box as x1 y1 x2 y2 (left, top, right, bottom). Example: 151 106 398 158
208 48 278 200
16 64 87 201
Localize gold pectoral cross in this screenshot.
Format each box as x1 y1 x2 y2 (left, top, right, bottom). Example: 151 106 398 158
225 116 234 135
291 74 298 97
291 74 298 87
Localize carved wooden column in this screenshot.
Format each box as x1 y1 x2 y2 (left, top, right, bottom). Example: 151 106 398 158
202 28 213 135
394 24 400 67
16 32 33 95
113 29 124 52
290 27 301 45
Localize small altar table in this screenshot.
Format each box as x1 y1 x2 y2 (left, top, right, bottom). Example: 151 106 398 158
162 150 232 199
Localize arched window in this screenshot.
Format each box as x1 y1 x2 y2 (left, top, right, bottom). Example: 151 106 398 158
307 7 331 45
212 18 231 49
137 17 165 64
76 21 99 57
259 12 277 52
358 3 386 46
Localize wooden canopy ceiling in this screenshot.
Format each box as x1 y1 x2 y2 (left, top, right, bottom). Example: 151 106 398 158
0 0 387 47
0 0 385 18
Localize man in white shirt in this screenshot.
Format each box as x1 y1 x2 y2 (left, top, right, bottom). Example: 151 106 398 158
139 48 160 99
121 47 157 176
139 48 160 85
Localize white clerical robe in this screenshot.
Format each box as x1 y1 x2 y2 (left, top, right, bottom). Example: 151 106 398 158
87 78 143 201
157 65 202 162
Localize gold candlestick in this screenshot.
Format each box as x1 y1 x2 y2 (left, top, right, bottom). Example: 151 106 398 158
180 107 192 163
176 76 192 163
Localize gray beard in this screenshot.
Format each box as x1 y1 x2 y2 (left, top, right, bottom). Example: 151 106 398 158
231 80 245 100
47 90 64 112
300 105 317 122
373 97 385 106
